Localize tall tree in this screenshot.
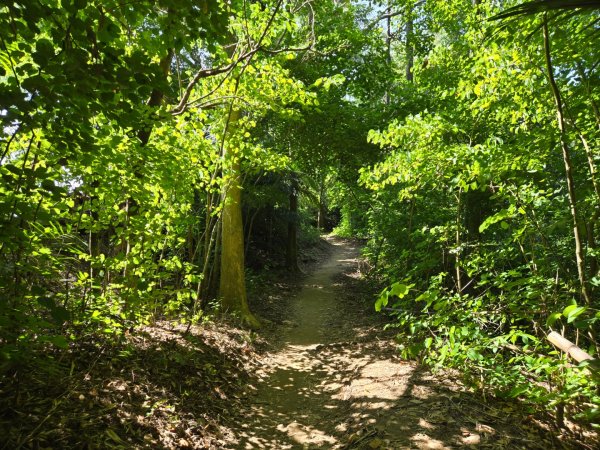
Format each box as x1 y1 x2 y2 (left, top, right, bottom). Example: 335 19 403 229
219 108 261 328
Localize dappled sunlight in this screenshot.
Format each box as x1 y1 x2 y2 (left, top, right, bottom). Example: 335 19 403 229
225 238 563 449
341 359 415 402
3 320 261 449
279 421 337 446
4 0 599 446
9 238 568 448
336 257 358 264
410 434 450 450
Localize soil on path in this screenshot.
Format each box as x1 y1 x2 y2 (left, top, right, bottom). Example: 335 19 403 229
6 239 593 449
225 237 588 449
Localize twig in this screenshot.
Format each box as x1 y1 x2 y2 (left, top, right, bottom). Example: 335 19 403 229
14 345 107 449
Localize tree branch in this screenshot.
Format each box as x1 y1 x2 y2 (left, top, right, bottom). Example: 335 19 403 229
170 0 285 116
367 1 425 30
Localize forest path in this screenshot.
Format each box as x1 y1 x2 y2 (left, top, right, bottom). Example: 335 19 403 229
225 237 565 449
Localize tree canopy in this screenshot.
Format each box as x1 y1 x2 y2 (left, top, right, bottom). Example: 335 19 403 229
1 0 599 443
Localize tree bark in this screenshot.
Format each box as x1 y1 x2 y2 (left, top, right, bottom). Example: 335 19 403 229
138 50 174 146
454 189 463 293
219 109 260 328
547 331 594 363
317 181 327 230
405 10 414 82
385 0 392 105
286 175 300 271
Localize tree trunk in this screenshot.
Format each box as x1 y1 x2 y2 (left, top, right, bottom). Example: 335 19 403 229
219 109 260 328
405 10 414 82
138 50 174 147
578 131 600 279
385 0 392 105
317 183 327 231
286 175 300 271
464 189 489 243
454 189 463 293
267 205 274 249
543 17 590 304
586 217 598 278
207 218 222 305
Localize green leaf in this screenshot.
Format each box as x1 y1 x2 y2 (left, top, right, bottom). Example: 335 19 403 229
41 179 57 191
479 208 512 233
33 39 54 65
106 429 125 443
37 297 56 309
546 312 562 327
51 306 70 324
466 348 481 360
98 20 121 43
566 306 586 323
389 282 408 298
424 337 433 349
573 318 592 329
508 384 529 398
375 291 389 312
41 335 69 349
563 304 586 323
562 304 578 317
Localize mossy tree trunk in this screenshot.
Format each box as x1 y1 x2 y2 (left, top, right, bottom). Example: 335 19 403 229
219 109 260 329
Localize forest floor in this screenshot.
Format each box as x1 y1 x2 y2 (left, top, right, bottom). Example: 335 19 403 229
223 236 593 449
2 237 597 449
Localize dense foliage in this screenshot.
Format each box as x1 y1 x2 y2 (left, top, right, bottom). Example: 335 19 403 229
0 0 319 370
354 0 600 428
1 0 599 441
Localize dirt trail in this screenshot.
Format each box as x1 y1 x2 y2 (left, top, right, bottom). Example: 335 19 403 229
225 238 573 449
3 239 589 449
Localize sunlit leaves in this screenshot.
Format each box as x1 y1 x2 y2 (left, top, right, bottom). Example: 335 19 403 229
375 281 412 312
355 0 600 429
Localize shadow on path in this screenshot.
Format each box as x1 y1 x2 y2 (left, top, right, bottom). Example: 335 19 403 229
227 237 568 449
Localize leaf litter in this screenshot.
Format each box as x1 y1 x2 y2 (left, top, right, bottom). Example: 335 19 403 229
0 319 263 449
1 237 598 449
227 237 598 449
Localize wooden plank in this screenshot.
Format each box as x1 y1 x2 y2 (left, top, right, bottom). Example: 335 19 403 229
547 331 594 363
